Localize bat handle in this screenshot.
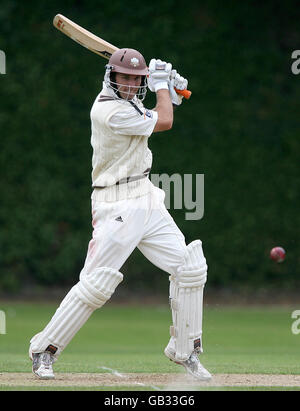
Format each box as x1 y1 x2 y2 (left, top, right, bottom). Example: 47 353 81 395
175 88 192 99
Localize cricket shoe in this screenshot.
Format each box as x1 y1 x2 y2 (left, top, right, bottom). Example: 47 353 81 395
164 345 212 381
30 349 55 380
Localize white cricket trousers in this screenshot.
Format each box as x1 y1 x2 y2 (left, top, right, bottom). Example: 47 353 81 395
83 183 187 279
30 182 189 358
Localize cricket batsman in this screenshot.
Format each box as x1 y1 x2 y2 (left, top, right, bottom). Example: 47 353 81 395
29 48 212 381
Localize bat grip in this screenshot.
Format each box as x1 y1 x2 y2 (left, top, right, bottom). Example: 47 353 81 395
175 88 192 99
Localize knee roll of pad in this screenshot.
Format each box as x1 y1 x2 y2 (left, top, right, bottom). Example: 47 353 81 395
179 240 207 286
75 267 124 309
168 240 207 362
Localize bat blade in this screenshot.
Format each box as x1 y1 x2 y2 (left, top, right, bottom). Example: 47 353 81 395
53 14 117 60
53 14 191 99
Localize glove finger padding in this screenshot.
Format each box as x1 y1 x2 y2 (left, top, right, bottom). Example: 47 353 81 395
174 74 188 90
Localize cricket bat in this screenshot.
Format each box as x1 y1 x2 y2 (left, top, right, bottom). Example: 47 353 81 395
53 14 192 99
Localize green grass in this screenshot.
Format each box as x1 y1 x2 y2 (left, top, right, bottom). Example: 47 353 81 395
205 305 300 375
0 302 299 390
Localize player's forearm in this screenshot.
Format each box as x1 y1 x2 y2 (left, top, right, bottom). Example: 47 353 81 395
153 89 174 132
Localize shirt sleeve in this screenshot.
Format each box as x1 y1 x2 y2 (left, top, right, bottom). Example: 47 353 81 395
108 105 158 137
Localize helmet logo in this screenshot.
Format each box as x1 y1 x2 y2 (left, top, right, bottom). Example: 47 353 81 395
130 57 140 67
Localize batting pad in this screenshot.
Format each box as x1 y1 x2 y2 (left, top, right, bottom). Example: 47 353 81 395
166 240 207 362
30 267 123 358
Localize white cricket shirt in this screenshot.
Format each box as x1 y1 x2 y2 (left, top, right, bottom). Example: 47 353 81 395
90 84 158 202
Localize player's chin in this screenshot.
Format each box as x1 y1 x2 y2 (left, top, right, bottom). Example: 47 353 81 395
121 92 137 101
119 87 139 100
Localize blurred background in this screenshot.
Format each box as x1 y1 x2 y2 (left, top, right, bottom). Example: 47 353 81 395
0 0 299 302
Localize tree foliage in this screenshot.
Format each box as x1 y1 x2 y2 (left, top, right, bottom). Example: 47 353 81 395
0 0 299 293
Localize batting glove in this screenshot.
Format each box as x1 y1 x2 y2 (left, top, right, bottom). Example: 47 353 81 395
168 69 188 106
148 59 172 92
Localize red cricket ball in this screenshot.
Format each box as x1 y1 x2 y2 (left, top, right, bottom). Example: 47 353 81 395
270 246 286 263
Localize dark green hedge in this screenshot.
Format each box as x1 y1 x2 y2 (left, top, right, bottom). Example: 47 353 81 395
1 0 299 293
